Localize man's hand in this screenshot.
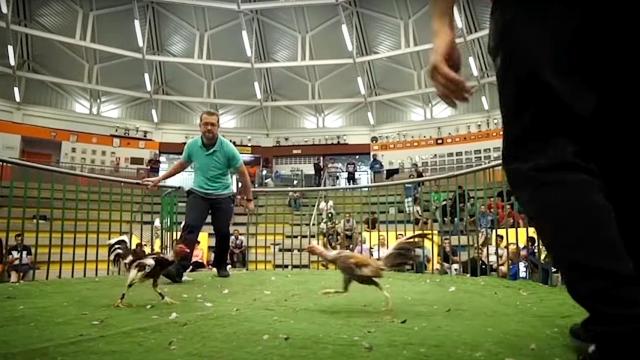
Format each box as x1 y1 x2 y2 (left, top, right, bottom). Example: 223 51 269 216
429 1 473 108
243 199 255 212
141 176 162 189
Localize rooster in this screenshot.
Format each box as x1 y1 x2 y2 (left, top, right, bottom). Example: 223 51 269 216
108 236 189 308
306 233 430 309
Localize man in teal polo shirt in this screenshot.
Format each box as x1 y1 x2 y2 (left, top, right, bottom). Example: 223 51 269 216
143 110 254 279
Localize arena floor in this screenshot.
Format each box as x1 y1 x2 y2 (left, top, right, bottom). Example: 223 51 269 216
0 271 584 359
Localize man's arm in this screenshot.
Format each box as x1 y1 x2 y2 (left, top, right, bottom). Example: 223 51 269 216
142 160 190 187
236 164 254 210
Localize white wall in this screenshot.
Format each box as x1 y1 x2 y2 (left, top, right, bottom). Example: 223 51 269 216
0 133 21 158
59 141 156 170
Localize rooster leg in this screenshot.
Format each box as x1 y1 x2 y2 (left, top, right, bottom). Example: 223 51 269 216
114 283 134 308
321 275 352 295
372 280 392 310
153 278 178 304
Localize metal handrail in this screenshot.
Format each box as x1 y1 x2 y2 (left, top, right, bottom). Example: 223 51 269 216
0 156 180 189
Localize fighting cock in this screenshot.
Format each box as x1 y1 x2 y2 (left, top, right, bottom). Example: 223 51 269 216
108 236 189 308
306 233 430 309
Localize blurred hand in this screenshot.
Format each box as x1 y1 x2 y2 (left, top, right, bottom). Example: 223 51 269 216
141 177 162 189
429 28 473 107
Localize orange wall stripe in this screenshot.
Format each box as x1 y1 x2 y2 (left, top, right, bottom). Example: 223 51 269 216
0 119 159 150
370 129 503 152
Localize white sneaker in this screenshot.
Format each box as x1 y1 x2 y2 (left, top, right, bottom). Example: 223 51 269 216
182 275 194 281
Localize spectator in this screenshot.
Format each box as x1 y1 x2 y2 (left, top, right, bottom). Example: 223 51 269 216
8 233 32 283
413 196 429 230
287 191 302 211
338 213 357 250
326 158 343 187
371 236 388 260
353 238 371 258
482 234 508 278
369 154 384 183
477 205 493 244
313 157 323 187
187 240 206 272
229 230 246 268
345 158 357 186
132 242 146 259
466 197 477 226
430 185 445 224
363 212 378 231
318 199 335 221
438 238 460 274
146 153 161 177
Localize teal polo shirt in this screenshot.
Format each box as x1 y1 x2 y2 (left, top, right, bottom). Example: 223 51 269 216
181 135 243 195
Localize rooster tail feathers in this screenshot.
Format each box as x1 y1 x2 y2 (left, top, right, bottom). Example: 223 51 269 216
108 235 132 268
382 232 431 269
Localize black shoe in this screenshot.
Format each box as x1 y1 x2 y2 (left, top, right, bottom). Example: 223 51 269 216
570 323 596 354
577 346 599 360
162 263 184 283
216 267 230 278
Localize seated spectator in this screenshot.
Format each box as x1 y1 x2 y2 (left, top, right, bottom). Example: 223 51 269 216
466 197 477 226
438 238 460 274
482 234 508 278
463 246 489 277
318 199 335 221
523 236 538 259
413 196 429 230
132 242 146 259
508 244 529 280
229 230 247 268
188 241 206 272
353 238 371 258
477 205 493 244
414 246 432 273
363 212 378 231
8 233 32 283
287 191 302 211
371 236 388 260
338 213 357 250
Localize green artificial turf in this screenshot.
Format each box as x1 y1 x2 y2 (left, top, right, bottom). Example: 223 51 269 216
0 271 584 360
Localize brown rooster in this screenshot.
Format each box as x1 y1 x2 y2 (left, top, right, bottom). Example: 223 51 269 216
306 233 430 309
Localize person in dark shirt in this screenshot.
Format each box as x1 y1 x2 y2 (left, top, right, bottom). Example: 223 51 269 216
345 159 357 186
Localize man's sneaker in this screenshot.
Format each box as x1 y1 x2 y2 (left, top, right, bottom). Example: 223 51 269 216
216 267 230 278
162 263 183 283
570 323 596 354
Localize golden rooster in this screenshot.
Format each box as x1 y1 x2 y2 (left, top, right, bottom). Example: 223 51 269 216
306 233 430 309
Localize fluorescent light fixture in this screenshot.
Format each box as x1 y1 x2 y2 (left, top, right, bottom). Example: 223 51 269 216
253 81 262 99
469 56 478 76
341 23 353 52
7 44 15 66
357 76 365 95
241 29 252 57
453 5 462 29
144 72 151 91
151 108 158 123
13 86 20 102
481 95 489 110
134 18 143 48
0 0 7 14
367 111 374 125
